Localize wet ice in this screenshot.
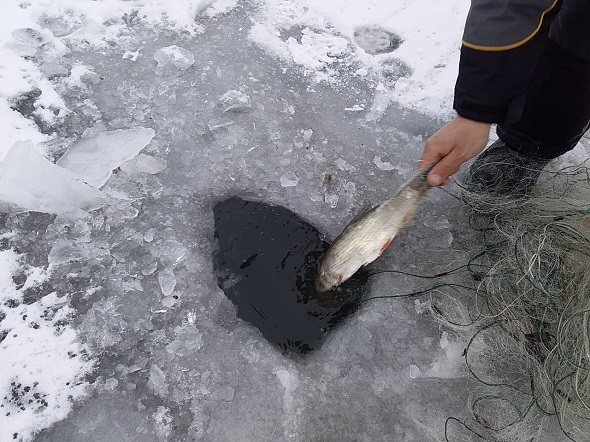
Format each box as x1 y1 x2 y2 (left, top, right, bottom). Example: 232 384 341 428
57 128 156 187
0 1 571 441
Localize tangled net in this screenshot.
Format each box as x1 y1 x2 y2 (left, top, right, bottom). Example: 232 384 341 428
367 162 590 441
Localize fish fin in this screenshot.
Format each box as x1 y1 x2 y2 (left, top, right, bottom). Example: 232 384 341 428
348 204 376 225
380 238 393 253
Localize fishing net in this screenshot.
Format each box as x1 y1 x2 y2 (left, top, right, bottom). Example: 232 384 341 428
367 160 590 441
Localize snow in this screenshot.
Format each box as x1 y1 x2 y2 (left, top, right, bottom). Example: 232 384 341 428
0 0 578 441
0 250 93 442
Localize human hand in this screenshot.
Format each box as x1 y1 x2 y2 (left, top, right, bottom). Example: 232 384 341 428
419 116 491 186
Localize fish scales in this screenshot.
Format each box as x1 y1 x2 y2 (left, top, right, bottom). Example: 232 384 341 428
314 164 434 293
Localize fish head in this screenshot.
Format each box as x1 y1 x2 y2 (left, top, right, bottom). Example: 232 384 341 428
314 267 344 293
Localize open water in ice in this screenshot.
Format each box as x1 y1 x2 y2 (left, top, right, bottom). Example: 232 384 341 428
0 3 570 441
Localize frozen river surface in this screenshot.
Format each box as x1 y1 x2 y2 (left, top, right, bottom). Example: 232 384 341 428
0 2 571 441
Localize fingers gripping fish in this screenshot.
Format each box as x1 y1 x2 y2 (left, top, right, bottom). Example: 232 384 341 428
314 163 436 293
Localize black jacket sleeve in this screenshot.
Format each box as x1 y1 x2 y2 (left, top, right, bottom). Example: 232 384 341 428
453 0 559 124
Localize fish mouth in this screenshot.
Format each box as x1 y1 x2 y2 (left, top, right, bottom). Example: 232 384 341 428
314 277 332 293
314 271 343 293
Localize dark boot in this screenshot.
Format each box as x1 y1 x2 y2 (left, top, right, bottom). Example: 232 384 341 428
461 140 551 198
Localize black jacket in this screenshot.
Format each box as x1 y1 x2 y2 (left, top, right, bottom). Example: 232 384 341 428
453 0 590 125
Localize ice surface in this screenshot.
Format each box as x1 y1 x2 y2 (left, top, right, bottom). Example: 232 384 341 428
153 45 195 72
0 141 106 214
0 2 572 441
56 128 156 187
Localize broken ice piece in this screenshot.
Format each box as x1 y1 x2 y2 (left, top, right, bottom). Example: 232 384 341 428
161 295 180 308
68 65 101 87
104 377 119 391
154 45 195 71
149 364 166 390
157 240 187 266
280 172 299 187
218 89 252 113
324 193 339 208
158 267 177 297
57 128 156 187
12 28 45 47
120 153 167 175
123 49 141 61
142 262 158 276
373 155 396 171
207 119 234 131
211 386 235 401
353 26 403 55
0 141 106 214
409 364 422 379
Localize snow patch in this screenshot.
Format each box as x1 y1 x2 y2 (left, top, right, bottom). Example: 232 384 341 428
0 249 93 442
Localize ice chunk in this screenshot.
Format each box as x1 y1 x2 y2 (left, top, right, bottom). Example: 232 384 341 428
212 386 235 401
157 240 187 266
409 364 422 379
67 65 100 87
123 48 141 61
166 326 203 356
49 240 87 266
207 119 234 131
12 28 46 47
158 267 177 296
81 121 108 138
154 45 195 71
353 26 403 55
344 104 365 112
148 364 166 391
142 261 158 276
373 155 396 171
104 377 119 391
57 128 156 187
414 299 429 315
0 141 106 214
143 228 156 242
334 158 355 171
120 153 167 175
280 172 299 187
424 215 451 230
324 193 339 208
153 406 172 440
161 295 180 308
423 215 453 247
218 89 252 113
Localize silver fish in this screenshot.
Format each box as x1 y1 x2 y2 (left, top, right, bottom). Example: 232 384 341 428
314 164 435 293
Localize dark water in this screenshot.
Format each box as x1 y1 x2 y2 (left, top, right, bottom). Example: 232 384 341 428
212 197 367 355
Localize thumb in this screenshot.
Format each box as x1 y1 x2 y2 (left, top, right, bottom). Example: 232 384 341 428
427 154 463 186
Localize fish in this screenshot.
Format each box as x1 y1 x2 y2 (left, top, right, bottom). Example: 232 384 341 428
314 163 436 293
